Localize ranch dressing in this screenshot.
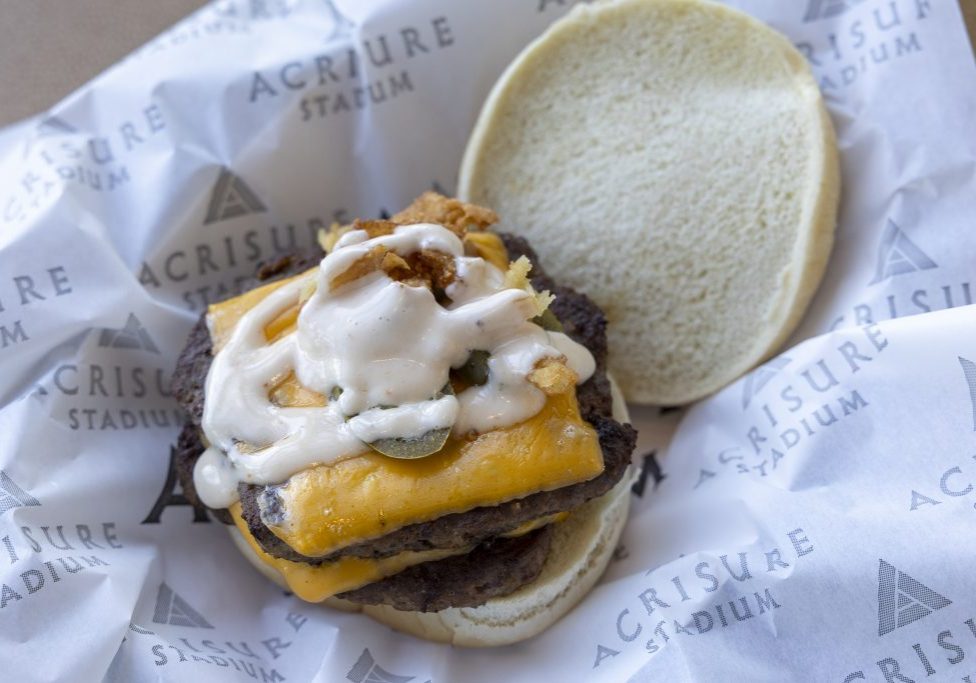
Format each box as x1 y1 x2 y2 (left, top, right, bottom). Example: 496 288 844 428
194 223 595 509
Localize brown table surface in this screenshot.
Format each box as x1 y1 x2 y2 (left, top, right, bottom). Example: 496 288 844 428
0 0 973 129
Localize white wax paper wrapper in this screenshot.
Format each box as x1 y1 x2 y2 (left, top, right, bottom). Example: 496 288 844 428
1 0 975 681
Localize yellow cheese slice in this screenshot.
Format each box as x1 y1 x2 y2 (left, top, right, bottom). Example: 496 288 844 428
268 371 327 408
230 503 465 601
270 389 602 558
231 503 568 602
208 272 307 353
463 231 509 271
500 511 569 538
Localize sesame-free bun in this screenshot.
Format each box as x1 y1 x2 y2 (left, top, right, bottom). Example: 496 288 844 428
459 0 840 404
229 378 635 646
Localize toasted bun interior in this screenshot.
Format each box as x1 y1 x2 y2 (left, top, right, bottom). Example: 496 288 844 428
229 377 636 646
459 0 840 404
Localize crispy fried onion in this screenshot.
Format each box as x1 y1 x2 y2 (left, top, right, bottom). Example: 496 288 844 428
319 193 552 319
391 191 498 235
328 243 457 292
527 356 579 396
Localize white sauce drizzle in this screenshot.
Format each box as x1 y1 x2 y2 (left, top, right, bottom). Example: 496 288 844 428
193 223 595 509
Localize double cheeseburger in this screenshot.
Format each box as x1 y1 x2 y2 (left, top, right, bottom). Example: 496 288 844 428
170 193 637 646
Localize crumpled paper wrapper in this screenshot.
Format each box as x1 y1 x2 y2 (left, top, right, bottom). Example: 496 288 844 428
1 1 975 681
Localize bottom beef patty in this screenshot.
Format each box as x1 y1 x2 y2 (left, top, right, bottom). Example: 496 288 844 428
339 526 554 612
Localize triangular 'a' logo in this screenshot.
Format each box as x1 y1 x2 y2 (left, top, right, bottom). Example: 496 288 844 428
959 357 976 431
346 649 414 683
631 450 665 498
98 313 159 354
204 168 266 224
152 583 213 629
878 559 951 636
742 356 792 409
37 115 78 136
323 0 355 42
869 220 937 285
803 0 867 21
0 471 41 515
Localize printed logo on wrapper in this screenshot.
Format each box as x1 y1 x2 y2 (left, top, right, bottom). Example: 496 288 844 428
142 446 212 524
695 323 889 488
903 358 976 514
1 519 126 611
959 357 976 432
2 101 168 225
36 114 78 137
0 265 74 353
138 163 331 312
837 349 976 682
591 527 816 669
130 0 297 59
0 471 41 514
204 168 268 225
803 0 867 22
537 0 582 13
630 451 666 498
840 557 974 681
869 220 937 285
38 324 182 432
794 0 933 93
346 649 416 683
131 608 316 680
741 356 792 410
877 560 951 636
615 451 666 565
842 619 976 681
245 6 456 124
323 0 355 42
908 454 976 513
98 313 160 354
138 171 451 312
153 582 214 628
828 216 971 330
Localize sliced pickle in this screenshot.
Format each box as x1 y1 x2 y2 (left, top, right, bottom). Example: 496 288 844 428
456 350 490 387
369 427 452 460
532 308 564 332
367 383 454 459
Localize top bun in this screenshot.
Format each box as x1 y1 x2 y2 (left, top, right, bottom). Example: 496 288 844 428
459 0 840 404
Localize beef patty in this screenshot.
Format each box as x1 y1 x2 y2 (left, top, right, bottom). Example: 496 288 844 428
169 234 636 610
339 525 555 612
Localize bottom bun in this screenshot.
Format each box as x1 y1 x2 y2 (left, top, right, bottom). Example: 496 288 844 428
228 377 635 646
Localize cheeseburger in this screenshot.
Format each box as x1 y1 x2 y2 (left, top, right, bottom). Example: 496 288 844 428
170 193 637 645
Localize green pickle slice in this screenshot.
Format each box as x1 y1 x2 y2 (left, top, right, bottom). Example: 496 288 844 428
456 349 490 387
367 382 454 460
531 308 563 332
369 427 452 460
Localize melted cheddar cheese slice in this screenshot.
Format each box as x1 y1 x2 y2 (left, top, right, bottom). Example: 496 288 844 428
209 273 306 352
208 232 604 560
231 505 567 601
230 503 466 600
269 389 601 557
463 230 509 271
